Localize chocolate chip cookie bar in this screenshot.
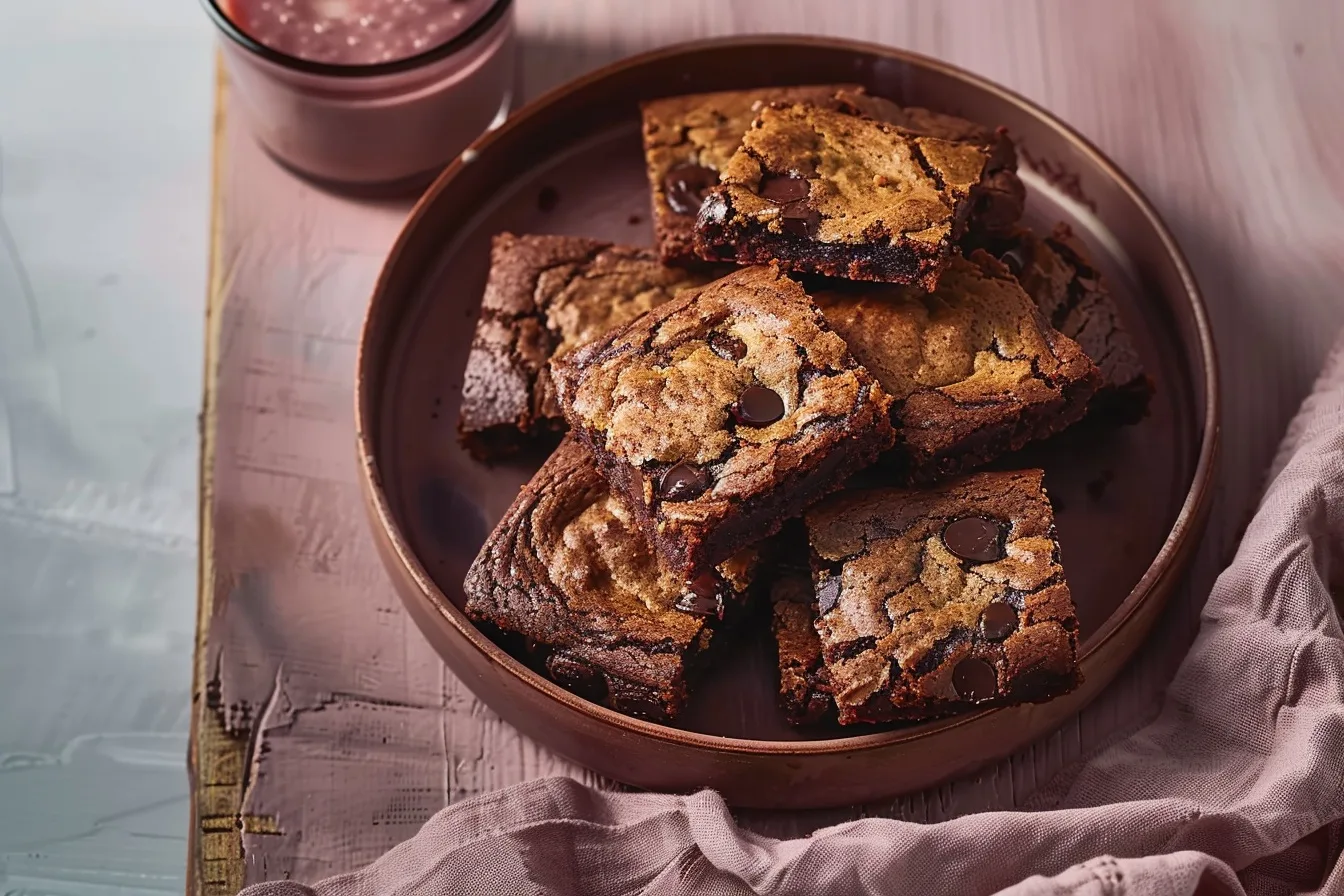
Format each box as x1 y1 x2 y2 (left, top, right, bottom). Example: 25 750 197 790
551 264 897 577
640 85 858 265
458 233 708 461
693 102 995 288
991 224 1154 424
806 470 1079 725
812 249 1101 484
463 437 763 722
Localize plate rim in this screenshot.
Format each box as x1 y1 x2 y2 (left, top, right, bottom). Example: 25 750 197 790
355 33 1221 757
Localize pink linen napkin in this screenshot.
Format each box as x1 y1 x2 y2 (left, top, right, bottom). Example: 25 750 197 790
242 333 1344 896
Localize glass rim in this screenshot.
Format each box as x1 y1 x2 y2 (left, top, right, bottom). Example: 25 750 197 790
201 0 514 79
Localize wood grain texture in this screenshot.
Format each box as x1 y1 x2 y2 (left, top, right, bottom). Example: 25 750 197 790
191 0 1344 887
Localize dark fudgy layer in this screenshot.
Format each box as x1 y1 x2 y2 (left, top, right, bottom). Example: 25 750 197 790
551 265 896 578
806 470 1080 725
463 438 762 722
458 233 707 462
695 208 944 286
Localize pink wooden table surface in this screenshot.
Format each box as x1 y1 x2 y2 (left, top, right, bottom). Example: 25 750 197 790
191 2 1344 891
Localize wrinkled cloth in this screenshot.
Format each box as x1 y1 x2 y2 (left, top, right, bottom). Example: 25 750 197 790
244 335 1344 896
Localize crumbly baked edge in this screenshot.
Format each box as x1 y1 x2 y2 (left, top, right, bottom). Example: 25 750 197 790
457 234 610 462
968 225 1155 425
892 347 1103 485
462 441 761 722
770 564 836 726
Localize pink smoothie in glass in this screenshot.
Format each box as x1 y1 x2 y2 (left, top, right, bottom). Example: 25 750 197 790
220 0 495 66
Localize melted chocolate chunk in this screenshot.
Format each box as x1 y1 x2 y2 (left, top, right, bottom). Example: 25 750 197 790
780 202 821 238
816 575 841 615
697 191 731 229
659 463 710 501
952 656 998 702
674 573 727 619
664 164 718 215
547 654 608 703
732 386 785 426
942 517 1004 563
708 332 748 361
758 173 810 204
979 602 1019 641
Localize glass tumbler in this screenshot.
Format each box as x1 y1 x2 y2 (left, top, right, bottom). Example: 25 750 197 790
202 0 516 189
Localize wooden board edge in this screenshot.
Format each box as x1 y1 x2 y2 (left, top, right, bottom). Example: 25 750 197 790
187 51 250 896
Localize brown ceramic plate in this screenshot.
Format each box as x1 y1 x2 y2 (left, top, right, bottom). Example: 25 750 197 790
356 36 1218 809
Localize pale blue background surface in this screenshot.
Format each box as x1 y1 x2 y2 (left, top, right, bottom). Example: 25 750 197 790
0 1 212 892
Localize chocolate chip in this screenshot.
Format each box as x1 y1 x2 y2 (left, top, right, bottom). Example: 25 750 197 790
708 332 747 361
688 573 720 597
664 163 718 215
627 213 643 225
674 591 723 618
780 202 820 238
952 657 998 702
999 245 1030 276
547 654 607 703
732 386 785 426
675 574 727 619
697 193 732 240
659 463 709 501
537 185 559 212
816 576 841 615
979 602 1019 641
942 517 1004 563
758 173 809 204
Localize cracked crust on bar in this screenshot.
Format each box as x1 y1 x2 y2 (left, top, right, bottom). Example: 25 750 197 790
551 264 897 577
806 470 1079 725
988 224 1154 424
458 233 709 461
692 102 993 288
640 85 860 264
830 89 1025 237
812 249 1101 484
463 437 761 722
